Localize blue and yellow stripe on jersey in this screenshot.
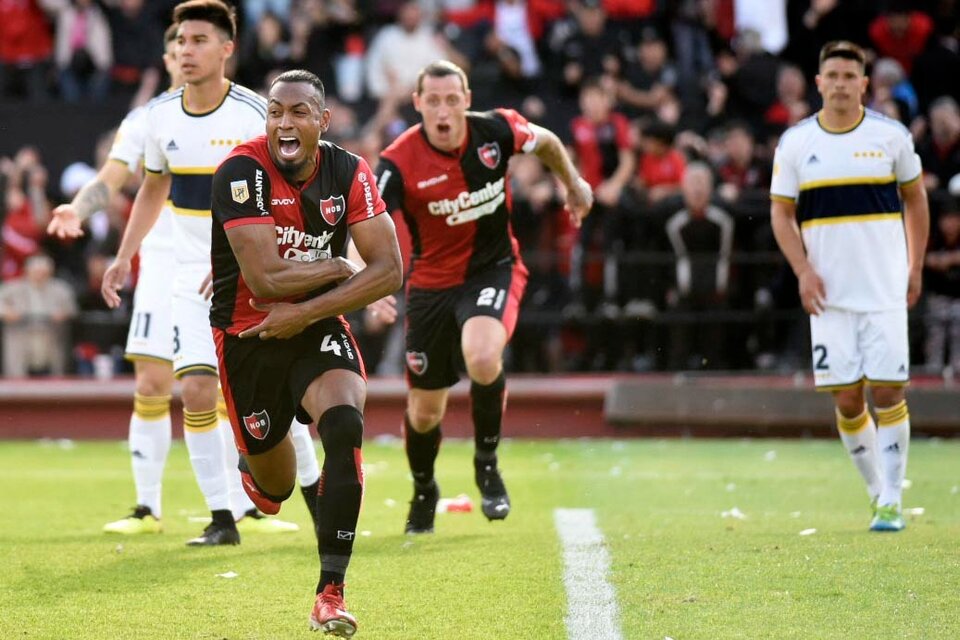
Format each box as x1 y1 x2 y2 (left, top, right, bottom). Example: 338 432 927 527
796 174 902 229
169 167 215 216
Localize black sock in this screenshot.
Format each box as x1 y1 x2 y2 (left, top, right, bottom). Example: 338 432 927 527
404 414 441 486
316 405 364 590
211 509 234 527
318 571 345 594
471 372 505 456
300 479 321 535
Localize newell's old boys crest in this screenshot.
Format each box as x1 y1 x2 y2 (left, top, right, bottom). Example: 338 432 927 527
405 351 428 376
478 142 501 169
320 195 346 225
230 180 250 204
243 410 270 440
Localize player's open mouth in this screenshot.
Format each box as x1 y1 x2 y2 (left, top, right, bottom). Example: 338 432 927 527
437 123 451 135
279 136 301 158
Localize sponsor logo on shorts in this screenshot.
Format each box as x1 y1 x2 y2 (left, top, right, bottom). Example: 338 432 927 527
230 180 249 204
243 410 270 440
478 141 501 169
320 195 346 226
405 351 428 376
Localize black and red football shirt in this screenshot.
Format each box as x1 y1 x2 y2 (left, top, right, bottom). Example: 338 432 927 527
210 135 386 334
375 108 536 289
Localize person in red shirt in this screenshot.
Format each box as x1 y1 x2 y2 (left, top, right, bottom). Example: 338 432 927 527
375 60 592 535
0 0 53 101
867 3 933 76
635 119 686 204
210 70 402 636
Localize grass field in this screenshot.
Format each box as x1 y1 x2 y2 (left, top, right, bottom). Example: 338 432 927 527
1 437 958 639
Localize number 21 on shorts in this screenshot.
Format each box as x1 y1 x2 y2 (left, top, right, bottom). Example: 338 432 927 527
477 287 506 310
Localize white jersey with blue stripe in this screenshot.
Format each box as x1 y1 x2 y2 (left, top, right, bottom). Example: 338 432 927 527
143 82 266 266
109 100 175 252
770 107 923 312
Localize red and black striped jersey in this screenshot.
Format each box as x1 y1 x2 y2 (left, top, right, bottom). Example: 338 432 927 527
375 108 536 289
210 135 386 334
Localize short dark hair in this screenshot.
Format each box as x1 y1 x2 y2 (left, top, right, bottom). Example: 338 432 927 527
416 60 470 95
819 40 866 72
173 0 237 41
271 69 326 107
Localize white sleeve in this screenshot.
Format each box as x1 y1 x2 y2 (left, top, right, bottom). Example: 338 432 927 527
894 129 922 184
142 107 167 174
107 106 146 171
769 134 799 201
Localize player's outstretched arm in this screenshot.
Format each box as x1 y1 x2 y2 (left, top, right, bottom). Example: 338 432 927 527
101 171 170 308
770 198 825 316
528 124 593 226
239 214 402 340
901 179 930 308
47 160 132 239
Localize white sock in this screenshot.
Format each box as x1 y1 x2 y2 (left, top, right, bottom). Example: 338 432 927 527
129 394 172 517
183 409 230 512
218 413 256 519
290 418 320 486
875 400 910 508
836 408 882 502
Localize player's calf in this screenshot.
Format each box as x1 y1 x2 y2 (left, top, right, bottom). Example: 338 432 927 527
238 454 293 515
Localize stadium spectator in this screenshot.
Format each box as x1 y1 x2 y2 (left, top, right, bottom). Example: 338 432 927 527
664 162 734 370
242 0 291 28
667 0 715 109
567 78 634 314
734 0 788 54
0 253 77 376
236 10 291 91
105 0 164 102
0 0 53 102
289 0 363 103
916 97 960 193
923 198 960 376
715 120 769 205
868 1 933 76
782 0 873 78
1 147 50 280
364 1 457 102
615 26 678 120
555 0 624 98
763 63 811 130
868 57 918 124
43 0 112 103
634 119 686 205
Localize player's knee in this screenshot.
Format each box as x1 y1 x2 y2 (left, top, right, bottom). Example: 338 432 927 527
406 406 444 432
179 375 218 411
833 389 865 418
872 386 905 409
317 405 364 455
134 361 173 397
464 350 503 385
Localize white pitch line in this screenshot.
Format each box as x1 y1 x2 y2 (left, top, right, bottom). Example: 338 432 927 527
554 508 624 640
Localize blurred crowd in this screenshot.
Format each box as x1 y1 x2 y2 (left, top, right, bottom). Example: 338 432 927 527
2 0 960 377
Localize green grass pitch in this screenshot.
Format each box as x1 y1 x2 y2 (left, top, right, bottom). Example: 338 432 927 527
1 437 958 639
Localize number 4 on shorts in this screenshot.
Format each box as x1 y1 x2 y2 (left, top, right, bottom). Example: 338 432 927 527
321 334 342 356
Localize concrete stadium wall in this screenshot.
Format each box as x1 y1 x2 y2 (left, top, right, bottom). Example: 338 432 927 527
0 374 956 440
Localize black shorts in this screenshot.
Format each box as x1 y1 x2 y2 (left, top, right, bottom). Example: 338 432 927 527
213 318 366 455
404 259 527 390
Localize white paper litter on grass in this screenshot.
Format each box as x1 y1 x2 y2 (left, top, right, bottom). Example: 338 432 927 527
789 511 802 518
721 507 746 520
905 507 924 516
903 478 913 489
764 450 777 461
360 530 372 537
216 571 238 579
725 483 736 492
384 498 397 508
799 528 817 536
